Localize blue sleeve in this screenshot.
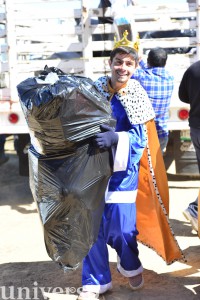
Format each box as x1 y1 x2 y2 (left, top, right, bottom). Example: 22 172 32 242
139 60 147 69
128 123 146 165
131 60 148 81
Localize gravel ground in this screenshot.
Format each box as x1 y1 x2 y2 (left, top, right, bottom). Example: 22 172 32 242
0 137 199 299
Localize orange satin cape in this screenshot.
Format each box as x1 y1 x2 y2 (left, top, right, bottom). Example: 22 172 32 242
136 119 185 264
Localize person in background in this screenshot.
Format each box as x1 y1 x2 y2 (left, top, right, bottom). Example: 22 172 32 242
98 0 135 25
0 134 9 165
97 0 113 24
132 47 174 153
94 0 136 54
178 60 200 233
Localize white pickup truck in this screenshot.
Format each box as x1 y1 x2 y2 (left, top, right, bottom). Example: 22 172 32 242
0 0 198 175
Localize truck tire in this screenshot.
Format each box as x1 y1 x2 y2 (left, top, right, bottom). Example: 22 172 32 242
15 134 30 176
172 130 199 176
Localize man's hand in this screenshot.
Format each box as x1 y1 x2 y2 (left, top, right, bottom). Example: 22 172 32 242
95 124 118 149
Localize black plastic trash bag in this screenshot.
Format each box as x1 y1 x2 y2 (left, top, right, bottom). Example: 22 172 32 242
17 67 115 271
17 66 115 155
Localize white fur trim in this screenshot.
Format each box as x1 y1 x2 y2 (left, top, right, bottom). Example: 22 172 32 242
82 282 112 294
94 76 155 125
105 190 137 203
117 256 143 277
113 132 129 172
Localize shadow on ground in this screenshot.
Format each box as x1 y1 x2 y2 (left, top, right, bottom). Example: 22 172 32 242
0 261 199 300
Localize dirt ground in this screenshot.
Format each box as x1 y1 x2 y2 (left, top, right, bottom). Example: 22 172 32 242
0 137 200 300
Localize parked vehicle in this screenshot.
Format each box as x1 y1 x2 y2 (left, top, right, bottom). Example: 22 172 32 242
0 0 198 175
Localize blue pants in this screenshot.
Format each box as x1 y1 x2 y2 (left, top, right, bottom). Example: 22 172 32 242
81 203 143 294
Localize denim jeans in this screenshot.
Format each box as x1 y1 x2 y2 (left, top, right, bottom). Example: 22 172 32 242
188 198 198 218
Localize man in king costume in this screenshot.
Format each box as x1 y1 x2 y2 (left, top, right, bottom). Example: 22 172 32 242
77 31 184 300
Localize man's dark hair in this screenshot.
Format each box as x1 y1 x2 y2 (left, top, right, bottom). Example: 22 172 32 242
147 47 167 67
110 46 139 64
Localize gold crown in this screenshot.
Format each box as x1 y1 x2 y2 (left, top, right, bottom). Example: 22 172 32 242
113 30 140 52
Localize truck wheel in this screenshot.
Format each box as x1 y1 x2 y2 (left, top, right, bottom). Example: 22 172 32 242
15 134 30 176
172 130 199 176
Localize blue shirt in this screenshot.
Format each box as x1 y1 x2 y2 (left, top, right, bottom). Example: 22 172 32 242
132 60 174 138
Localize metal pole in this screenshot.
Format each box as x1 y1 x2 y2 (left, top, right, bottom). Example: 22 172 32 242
81 0 93 78
5 0 18 101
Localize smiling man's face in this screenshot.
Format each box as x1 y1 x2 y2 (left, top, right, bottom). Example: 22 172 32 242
109 53 137 90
